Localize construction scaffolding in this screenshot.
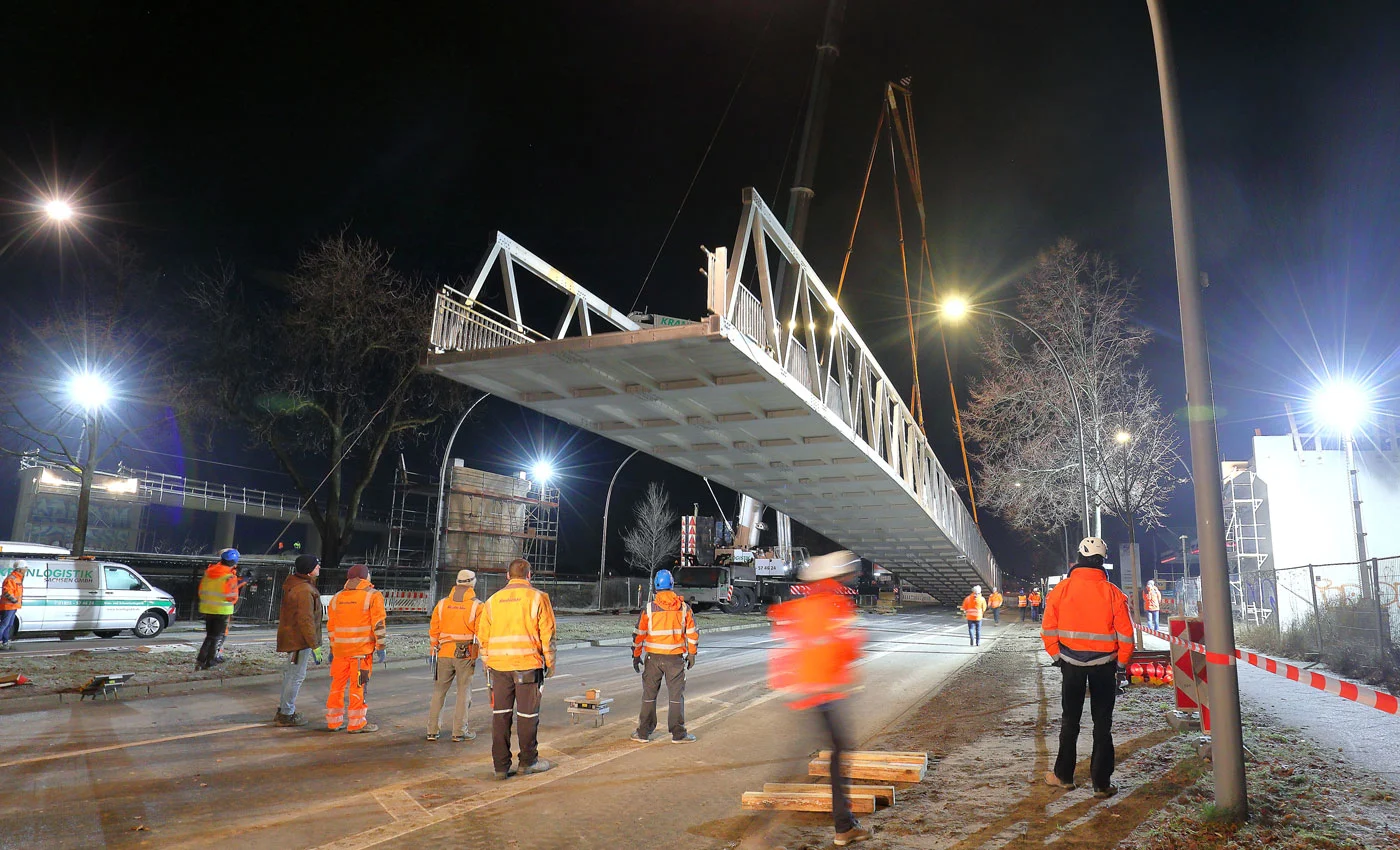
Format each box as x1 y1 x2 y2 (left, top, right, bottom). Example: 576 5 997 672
442 463 558 575
386 455 435 568
1223 461 1273 624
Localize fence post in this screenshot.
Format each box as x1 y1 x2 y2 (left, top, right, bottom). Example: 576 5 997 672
1373 558 1387 654
1307 564 1323 657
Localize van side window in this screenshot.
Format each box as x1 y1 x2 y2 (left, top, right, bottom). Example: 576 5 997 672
104 566 146 592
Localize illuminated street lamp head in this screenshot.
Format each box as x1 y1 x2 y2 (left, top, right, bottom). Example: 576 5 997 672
1314 381 1370 435
530 460 555 484
70 373 111 411
1115 430 1132 444
941 296 970 321
44 199 75 222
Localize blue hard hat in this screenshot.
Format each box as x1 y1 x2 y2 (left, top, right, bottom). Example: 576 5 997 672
219 548 241 564
654 569 674 590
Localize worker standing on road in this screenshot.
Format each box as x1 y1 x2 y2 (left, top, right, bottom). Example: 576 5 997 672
0 564 26 650
988 587 1004 625
478 558 557 780
1018 590 1029 622
1041 537 1134 798
630 568 699 744
274 554 323 727
427 569 484 743
770 551 871 846
1029 587 1043 622
961 585 987 646
325 564 387 734
1143 580 1163 633
196 549 240 671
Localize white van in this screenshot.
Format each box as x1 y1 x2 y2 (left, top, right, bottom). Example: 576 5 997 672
0 543 177 641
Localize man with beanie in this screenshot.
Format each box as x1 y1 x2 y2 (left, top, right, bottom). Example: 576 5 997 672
326 564 387 733
274 554 324 727
427 569 484 742
1042 537 1135 798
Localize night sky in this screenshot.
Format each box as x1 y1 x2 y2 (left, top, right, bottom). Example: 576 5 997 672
3 2 1399 578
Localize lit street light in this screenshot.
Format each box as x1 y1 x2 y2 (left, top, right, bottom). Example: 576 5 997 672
1115 430 1132 444
44 199 76 222
530 459 555 484
1313 380 1372 579
67 371 113 557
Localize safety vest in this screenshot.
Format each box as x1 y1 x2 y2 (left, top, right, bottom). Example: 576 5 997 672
1029 591 1042 606
1041 566 1134 667
327 578 387 658
478 578 557 672
769 579 865 711
632 590 699 657
1017 594 1028 608
988 592 1003 610
961 594 986 621
1143 587 1162 612
0 571 23 611
430 587 483 659
197 564 238 615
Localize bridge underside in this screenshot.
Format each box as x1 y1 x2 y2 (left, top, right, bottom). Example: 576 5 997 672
426 316 992 602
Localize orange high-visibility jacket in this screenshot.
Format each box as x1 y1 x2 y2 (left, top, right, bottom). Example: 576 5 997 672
327 578 387 659
769 579 866 711
1017 594 1028 608
478 578 557 672
1041 566 1134 667
988 592 1004 610
1143 587 1162 612
961 593 987 621
0 570 23 611
429 586 483 659
632 590 698 657
1028 591 1042 606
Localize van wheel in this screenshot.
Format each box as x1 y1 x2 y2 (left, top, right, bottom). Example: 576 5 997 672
93 630 123 639
134 611 167 639
58 631 78 641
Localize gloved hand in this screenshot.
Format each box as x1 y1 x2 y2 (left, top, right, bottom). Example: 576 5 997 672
633 656 643 674
373 648 387 664
1051 658 1065 669
311 646 325 665
686 654 695 670
543 666 554 679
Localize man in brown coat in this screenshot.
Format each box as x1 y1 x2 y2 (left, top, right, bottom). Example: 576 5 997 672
274 554 324 727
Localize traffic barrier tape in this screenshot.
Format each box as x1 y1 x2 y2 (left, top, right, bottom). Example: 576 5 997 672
382 590 430 613
1136 623 1398 716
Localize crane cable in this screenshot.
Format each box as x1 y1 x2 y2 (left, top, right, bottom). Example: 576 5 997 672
885 112 925 431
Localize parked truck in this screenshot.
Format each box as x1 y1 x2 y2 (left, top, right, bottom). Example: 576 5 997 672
673 510 810 613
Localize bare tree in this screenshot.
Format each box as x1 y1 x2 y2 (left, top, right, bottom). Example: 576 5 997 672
622 482 678 581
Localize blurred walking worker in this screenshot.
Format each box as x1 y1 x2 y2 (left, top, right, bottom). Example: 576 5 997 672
326 564 387 733
769 551 872 846
274 554 324 727
427 569 483 742
478 558 557 780
1143 580 1163 633
987 587 1003 624
1041 537 1134 798
630 569 699 744
1029 588 1043 622
196 548 240 670
0 564 26 650
961 585 987 646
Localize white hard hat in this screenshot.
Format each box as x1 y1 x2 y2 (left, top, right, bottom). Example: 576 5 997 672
1147 579 1156 587
1078 537 1108 559
800 550 860 581
972 585 981 594
456 569 477 586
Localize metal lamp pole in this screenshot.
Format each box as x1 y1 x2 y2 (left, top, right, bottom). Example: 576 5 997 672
430 394 491 603
1146 0 1248 818
598 449 641 611
71 410 101 557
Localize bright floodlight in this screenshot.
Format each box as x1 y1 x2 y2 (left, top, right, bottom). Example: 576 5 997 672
44 199 75 222
1115 430 1132 444
942 296 970 321
1314 381 1370 434
530 460 555 483
70 373 111 411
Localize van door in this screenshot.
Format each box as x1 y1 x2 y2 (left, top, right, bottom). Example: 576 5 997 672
37 560 100 631
99 564 151 630
9 560 45 634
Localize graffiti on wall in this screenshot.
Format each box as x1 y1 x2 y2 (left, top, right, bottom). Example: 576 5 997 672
24 494 138 551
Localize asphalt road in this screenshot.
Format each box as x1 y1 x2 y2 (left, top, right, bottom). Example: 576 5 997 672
1 610 1016 850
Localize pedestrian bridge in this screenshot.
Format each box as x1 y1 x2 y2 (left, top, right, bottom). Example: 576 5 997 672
424 189 998 601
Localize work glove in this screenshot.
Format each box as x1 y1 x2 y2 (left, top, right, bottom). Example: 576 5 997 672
686 654 695 670
1051 658 1065 669
633 656 643 674
543 666 554 679
311 646 325 665
373 648 387 664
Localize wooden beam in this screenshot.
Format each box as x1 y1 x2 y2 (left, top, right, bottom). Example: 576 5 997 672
807 758 926 783
762 783 895 806
740 791 877 814
815 750 929 769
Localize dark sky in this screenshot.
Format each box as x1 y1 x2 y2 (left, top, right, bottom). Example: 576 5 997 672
3 2 1399 576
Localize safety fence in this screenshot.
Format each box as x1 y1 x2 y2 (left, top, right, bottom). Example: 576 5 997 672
1239 556 1400 659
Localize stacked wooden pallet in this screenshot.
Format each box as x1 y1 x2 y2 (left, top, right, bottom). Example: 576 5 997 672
740 750 927 814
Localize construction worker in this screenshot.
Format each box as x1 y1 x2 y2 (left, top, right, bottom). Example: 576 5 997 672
274 554 323 727
478 558 557 780
1018 589 1029 622
769 551 871 846
630 568 699 744
988 587 1004 625
0 564 26 649
961 585 987 646
1143 580 1163 633
427 569 484 742
196 549 240 670
1029 587 1043 622
1041 537 1134 798
325 564 387 733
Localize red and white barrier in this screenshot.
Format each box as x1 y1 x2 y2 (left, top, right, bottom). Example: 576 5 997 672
383 589 431 613
1138 622 1398 716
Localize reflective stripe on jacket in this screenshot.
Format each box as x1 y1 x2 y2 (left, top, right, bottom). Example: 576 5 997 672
961 593 986 622
0 571 23 610
327 578 387 658
1143 588 1162 612
430 587 483 659
478 578 556 672
1029 592 1042 606
769 579 865 711
632 590 698 657
1017 594 1028 608
1041 566 1134 667
198 564 239 615
988 592 1003 610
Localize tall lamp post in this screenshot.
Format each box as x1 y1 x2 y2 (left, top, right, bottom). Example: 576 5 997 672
430 394 491 603
68 372 112 557
597 449 641 611
1313 381 1372 590
940 297 1093 539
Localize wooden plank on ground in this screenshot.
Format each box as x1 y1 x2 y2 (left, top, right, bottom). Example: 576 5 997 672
762 783 896 806
815 750 928 768
741 791 877 814
808 758 925 783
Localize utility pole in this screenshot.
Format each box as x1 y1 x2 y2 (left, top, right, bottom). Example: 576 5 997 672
1146 0 1248 819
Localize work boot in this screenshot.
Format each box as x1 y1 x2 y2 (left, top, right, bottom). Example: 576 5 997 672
1044 771 1076 790
492 766 518 781
426 733 440 741
1093 785 1119 799
275 712 308 727
348 723 380 734
671 733 697 744
452 730 476 742
521 759 554 775
629 731 651 743
834 821 872 846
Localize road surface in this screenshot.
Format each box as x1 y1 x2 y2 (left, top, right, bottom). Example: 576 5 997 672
1 610 1011 849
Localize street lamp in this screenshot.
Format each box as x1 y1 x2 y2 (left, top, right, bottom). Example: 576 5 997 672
44 199 76 222
1312 380 1372 580
598 449 642 610
430 394 491 603
530 460 555 484
67 371 112 557
939 297 1093 538
1115 430 1132 444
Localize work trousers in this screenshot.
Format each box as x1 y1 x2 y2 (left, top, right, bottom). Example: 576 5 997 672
1031 605 1042 622
1146 610 1160 633
196 614 229 668
991 606 1000 624
327 655 373 731
813 700 856 834
279 648 312 715
636 653 687 740
967 620 981 646
0 608 17 645
1020 605 1028 622
489 668 543 773
1053 662 1118 790
428 657 475 737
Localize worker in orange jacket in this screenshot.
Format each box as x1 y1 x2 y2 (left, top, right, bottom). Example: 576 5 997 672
196 549 240 670
1041 537 1134 798
1143 580 1163 633
961 585 987 646
1028 588 1043 622
769 551 872 846
987 587 1004 625
426 569 484 742
0 564 26 649
325 564 387 733
478 558 557 780
629 569 700 744
1018 590 1029 621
